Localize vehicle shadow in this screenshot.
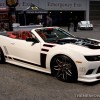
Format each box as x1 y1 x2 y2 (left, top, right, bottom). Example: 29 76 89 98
5 63 100 86
77 80 100 86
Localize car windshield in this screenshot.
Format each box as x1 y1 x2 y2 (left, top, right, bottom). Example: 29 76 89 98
35 27 74 43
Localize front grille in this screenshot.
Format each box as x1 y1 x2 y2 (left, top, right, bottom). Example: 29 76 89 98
85 55 100 61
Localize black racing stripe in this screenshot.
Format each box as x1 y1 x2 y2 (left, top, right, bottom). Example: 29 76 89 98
43 44 55 47
13 58 41 67
5 56 7 58
5 56 42 67
14 58 41 67
5 56 12 59
9 57 12 59
5 54 47 68
41 48 49 52
40 53 47 68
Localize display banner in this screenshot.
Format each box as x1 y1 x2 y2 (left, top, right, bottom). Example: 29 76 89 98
0 0 88 11
46 0 87 10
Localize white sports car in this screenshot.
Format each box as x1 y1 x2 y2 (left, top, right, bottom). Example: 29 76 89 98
0 27 100 82
78 21 93 30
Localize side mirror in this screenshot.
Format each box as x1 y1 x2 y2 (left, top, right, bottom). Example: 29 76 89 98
26 38 38 43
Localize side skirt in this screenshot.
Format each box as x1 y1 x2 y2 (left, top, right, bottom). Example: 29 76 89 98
5 56 51 74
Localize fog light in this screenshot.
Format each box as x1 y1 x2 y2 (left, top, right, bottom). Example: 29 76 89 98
96 76 100 79
86 69 94 75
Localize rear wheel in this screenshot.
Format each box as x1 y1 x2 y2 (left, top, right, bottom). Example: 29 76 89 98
51 55 78 82
0 48 5 64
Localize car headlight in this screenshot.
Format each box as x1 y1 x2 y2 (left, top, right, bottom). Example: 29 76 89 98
84 55 100 61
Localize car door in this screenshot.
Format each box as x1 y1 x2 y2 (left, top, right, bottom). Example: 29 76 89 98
6 38 41 65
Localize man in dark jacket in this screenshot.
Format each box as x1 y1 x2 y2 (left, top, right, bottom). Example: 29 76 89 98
73 16 78 32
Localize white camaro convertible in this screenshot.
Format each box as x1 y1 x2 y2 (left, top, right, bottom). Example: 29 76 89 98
0 27 100 82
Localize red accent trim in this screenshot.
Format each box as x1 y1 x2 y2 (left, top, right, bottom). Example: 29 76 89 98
47 28 53 30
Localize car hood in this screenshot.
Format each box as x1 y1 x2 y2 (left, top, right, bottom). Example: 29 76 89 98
56 37 100 49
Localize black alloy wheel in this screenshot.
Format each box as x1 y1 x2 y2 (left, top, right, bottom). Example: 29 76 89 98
51 55 78 82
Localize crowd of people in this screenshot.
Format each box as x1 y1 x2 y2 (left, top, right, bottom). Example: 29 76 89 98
32 14 79 32
35 14 53 27
0 14 79 32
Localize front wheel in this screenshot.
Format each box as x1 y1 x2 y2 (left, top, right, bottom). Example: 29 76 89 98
0 48 5 64
51 55 78 82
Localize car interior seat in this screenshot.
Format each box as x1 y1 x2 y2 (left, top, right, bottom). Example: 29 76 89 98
7 32 16 38
38 31 47 39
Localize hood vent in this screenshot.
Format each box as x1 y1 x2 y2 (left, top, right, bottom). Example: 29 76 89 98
57 37 100 49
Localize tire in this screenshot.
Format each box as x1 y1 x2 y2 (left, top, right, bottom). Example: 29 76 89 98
51 55 78 82
0 48 5 64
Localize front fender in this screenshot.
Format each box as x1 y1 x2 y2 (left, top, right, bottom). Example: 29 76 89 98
45 47 87 75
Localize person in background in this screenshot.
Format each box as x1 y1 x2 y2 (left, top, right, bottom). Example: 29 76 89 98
35 15 42 25
73 16 78 32
46 15 52 27
0 22 6 32
42 15 47 27
67 18 72 31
